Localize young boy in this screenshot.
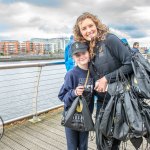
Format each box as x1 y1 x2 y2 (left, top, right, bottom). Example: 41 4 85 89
58 41 94 150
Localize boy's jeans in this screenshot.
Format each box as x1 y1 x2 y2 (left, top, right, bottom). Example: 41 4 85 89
65 127 89 150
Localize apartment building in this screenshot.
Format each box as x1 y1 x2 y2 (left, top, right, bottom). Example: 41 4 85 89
20 41 35 54
0 40 20 55
31 37 69 54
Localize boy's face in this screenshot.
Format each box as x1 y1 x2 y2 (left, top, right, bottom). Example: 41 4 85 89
73 51 90 66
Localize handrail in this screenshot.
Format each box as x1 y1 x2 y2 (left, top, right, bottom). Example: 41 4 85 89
0 61 65 69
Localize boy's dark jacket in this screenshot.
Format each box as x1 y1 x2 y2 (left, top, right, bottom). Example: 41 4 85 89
58 66 94 112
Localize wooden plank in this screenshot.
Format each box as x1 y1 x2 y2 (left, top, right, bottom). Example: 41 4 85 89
36 121 65 137
19 125 67 150
24 123 66 145
0 140 13 150
1 136 28 150
6 131 46 150
43 118 65 131
8 126 61 150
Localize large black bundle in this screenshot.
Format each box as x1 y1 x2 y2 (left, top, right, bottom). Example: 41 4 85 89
100 71 146 140
95 70 150 149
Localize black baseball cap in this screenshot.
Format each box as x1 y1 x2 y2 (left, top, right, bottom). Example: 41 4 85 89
71 42 89 56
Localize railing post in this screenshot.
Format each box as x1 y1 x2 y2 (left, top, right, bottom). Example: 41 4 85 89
29 66 42 123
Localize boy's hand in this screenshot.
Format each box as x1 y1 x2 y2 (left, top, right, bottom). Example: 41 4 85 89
75 85 84 96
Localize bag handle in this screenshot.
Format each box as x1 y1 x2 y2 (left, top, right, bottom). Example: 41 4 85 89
76 69 90 112
101 70 119 110
84 69 90 88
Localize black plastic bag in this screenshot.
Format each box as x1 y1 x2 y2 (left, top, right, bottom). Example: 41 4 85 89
100 93 130 141
61 96 94 132
140 100 150 143
113 95 130 141
136 52 150 72
100 95 116 138
131 53 150 99
95 109 113 150
124 90 144 136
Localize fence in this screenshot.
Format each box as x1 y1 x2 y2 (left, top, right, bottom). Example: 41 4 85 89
0 61 66 124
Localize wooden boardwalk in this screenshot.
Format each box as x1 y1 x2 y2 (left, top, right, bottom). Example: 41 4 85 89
0 108 149 150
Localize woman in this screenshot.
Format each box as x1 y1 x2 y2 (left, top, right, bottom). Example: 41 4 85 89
73 12 133 150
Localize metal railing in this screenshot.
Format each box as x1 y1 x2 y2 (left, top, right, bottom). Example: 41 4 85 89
0 61 66 124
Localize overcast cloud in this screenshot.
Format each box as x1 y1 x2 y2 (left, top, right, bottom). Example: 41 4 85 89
0 0 150 46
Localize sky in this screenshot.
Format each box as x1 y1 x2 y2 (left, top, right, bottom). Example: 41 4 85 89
0 0 150 46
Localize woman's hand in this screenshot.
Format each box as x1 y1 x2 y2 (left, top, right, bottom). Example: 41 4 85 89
94 76 108 93
75 85 84 96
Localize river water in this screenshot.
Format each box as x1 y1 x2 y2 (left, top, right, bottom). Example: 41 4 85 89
0 59 66 122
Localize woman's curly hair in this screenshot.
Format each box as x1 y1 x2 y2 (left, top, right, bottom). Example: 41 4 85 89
73 12 109 58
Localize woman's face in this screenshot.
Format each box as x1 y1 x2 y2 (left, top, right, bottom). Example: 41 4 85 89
78 18 97 41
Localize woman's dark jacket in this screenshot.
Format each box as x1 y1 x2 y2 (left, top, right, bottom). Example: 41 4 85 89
90 33 133 83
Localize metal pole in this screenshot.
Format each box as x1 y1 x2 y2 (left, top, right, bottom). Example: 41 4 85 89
29 66 42 123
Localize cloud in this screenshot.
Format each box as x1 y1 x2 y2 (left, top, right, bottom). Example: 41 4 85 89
0 0 63 7
0 0 149 46
110 24 148 38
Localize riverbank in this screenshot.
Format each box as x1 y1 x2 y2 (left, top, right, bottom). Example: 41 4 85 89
1 53 149 62
0 54 64 62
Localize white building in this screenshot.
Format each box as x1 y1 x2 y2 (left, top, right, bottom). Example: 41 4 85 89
31 37 69 53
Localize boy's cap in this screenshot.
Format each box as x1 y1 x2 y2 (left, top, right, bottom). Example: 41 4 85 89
71 42 89 55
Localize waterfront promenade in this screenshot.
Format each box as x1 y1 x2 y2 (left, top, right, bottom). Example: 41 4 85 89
0 107 148 150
